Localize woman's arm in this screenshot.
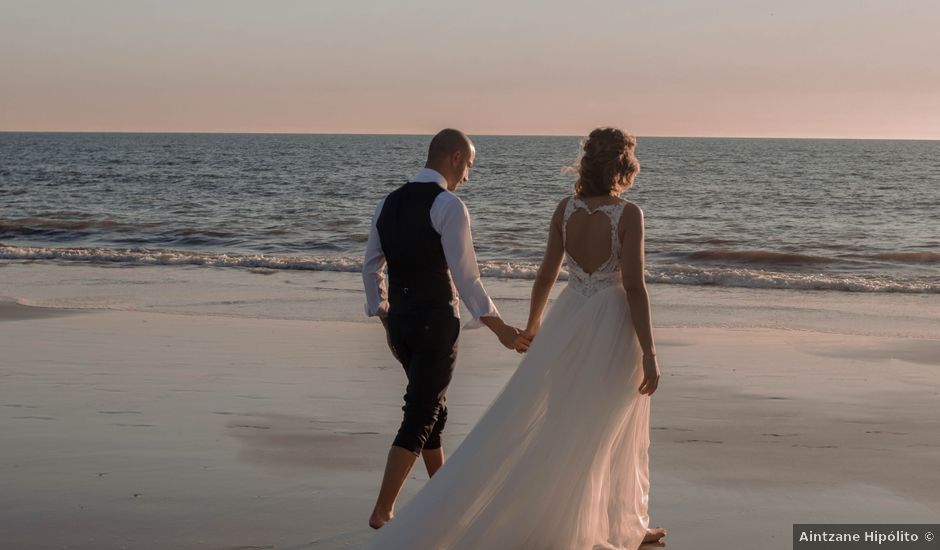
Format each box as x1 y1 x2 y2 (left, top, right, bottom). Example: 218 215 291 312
620 202 660 395
514 198 568 351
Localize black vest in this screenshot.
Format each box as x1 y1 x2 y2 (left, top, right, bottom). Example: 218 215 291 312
377 181 455 313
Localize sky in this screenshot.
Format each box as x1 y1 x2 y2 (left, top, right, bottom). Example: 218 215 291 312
1 1 939 139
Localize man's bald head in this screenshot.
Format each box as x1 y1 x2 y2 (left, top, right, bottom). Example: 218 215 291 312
425 128 476 191
426 128 472 165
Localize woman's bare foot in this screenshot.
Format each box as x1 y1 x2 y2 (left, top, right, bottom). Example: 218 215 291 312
368 508 393 530
643 526 667 543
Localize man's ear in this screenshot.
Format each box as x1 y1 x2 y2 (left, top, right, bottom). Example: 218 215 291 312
451 150 463 167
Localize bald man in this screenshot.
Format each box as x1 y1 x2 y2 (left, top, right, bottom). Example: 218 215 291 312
362 128 522 529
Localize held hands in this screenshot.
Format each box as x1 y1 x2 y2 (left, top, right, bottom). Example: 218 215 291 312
498 321 538 354
495 322 524 351
480 316 530 354
638 354 660 396
512 320 539 353
512 329 536 353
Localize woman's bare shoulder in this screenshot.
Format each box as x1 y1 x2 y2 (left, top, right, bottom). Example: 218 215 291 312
617 199 644 235
551 195 574 223
619 199 643 219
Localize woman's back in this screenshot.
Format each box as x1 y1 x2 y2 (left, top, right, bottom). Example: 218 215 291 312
562 195 630 297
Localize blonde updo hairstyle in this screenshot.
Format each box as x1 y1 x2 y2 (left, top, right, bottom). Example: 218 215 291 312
569 127 640 197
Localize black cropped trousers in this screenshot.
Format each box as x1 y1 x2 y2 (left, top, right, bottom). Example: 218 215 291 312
387 307 460 455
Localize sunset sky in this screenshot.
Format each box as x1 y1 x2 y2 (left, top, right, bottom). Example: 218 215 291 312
2 1 939 138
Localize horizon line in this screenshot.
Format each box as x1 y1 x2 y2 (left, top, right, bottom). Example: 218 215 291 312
1 130 938 142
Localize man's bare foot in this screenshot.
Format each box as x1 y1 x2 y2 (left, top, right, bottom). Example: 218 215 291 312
369 508 393 530
643 527 667 543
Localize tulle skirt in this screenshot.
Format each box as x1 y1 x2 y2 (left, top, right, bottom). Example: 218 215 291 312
365 284 651 550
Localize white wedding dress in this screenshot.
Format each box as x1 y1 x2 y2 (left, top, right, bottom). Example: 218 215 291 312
365 197 652 550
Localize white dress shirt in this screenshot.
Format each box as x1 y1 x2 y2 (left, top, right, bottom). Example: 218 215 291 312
362 168 500 329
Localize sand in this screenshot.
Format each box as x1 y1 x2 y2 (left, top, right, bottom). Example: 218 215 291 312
1 262 938 549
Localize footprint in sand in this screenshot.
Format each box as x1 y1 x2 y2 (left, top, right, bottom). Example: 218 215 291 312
4 404 41 409
792 444 838 449
229 424 271 430
98 410 143 415
678 439 723 444
13 415 54 420
112 423 154 427
762 433 799 437
865 430 908 435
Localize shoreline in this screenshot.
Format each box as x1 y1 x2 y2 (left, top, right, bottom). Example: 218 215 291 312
2 260 940 340
3 246 938 295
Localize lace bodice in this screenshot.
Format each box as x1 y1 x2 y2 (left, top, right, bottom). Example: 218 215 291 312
563 196 626 297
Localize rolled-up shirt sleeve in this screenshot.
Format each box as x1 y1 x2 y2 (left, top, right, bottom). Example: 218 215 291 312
434 196 500 329
362 198 389 318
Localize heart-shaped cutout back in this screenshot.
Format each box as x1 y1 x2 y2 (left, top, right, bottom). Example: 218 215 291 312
563 201 622 275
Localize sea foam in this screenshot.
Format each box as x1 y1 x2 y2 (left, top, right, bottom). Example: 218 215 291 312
3 244 937 294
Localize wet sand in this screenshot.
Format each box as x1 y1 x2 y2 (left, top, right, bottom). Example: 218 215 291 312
1 263 938 549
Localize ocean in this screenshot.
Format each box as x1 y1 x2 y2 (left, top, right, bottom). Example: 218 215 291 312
1 132 938 293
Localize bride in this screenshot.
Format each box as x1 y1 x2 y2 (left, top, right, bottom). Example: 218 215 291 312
365 127 667 549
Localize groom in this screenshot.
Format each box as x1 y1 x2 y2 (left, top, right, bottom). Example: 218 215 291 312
362 128 522 529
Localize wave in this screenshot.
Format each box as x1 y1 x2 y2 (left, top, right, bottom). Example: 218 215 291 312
2 244 937 294
642 264 938 294
0 244 362 272
678 249 836 265
33 210 97 219
654 237 738 246
173 228 238 238
479 261 937 293
0 217 155 233
0 218 247 247
678 248 940 267
864 251 940 264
